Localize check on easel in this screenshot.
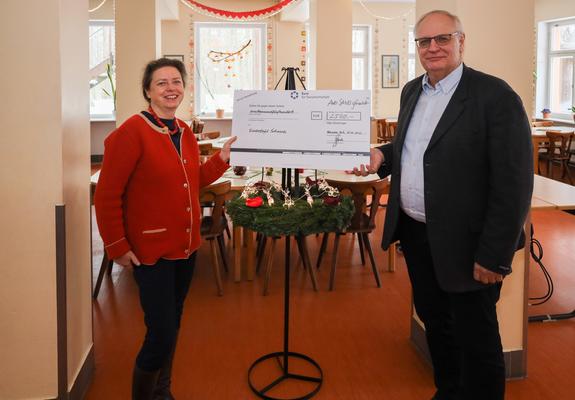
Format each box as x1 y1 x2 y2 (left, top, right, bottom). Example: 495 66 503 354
230 90 371 170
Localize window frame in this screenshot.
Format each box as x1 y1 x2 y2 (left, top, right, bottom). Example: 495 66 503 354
194 21 267 117
89 19 116 120
352 25 371 91
545 18 575 120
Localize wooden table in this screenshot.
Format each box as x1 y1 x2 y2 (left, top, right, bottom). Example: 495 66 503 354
533 173 575 210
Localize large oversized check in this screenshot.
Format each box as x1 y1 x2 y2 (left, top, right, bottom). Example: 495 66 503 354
230 90 371 170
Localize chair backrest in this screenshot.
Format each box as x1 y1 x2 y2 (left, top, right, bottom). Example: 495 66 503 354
325 178 389 232
190 119 205 133
202 131 221 140
546 130 575 159
199 180 231 236
386 121 398 140
198 142 213 156
375 118 388 143
532 121 554 127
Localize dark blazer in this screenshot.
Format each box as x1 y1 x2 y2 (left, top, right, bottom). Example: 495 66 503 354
377 64 534 292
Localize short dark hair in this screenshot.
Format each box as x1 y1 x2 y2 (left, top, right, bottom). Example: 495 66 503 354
141 58 187 103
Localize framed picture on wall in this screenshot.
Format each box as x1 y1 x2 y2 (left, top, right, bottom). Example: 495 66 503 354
382 55 399 88
163 54 184 62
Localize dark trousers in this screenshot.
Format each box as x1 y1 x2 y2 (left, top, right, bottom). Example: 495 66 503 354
133 254 196 371
398 212 505 400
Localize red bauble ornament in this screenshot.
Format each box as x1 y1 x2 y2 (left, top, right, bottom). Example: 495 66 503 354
246 197 263 208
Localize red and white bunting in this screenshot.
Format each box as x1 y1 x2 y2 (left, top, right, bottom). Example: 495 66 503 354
182 0 302 21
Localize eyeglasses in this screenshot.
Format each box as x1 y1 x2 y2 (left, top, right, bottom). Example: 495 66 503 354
414 32 462 49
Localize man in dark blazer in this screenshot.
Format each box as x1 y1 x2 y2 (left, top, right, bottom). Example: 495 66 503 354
353 10 533 400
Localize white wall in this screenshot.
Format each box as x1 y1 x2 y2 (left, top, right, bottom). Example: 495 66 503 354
89 0 114 19
353 1 415 118
535 0 575 22
1 0 92 398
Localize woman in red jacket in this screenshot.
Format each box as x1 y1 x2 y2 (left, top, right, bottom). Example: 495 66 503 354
95 58 236 400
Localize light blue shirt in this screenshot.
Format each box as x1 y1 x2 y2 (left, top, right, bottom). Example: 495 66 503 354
400 63 463 222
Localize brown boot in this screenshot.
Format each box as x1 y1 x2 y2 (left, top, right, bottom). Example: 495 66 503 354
153 335 178 400
132 365 160 400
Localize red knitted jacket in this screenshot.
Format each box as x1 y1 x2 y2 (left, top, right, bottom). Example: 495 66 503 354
94 113 229 265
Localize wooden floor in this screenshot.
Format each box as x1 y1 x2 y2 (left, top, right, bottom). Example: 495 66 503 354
86 207 575 399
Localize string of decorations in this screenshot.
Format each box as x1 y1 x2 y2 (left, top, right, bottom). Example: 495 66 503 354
267 23 275 89
89 0 108 13
357 0 414 21
180 0 302 21
373 18 380 115
226 177 354 237
299 26 308 83
207 40 251 63
188 13 195 116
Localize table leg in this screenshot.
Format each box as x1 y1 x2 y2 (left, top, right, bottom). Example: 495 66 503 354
245 229 255 281
233 225 242 282
387 242 396 272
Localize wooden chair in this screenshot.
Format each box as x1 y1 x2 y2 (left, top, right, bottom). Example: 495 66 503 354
198 142 213 156
386 121 398 140
201 131 221 140
540 130 575 184
93 253 114 299
375 119 397 144
261 234 318 296
375 118 388 143
190 119 205 134
316 178 389 290
200 180 232 296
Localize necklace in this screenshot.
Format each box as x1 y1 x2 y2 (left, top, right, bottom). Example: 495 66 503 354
148 106 179 135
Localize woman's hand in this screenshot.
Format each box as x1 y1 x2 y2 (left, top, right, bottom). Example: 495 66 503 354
114 251 141 267
219 136 238 163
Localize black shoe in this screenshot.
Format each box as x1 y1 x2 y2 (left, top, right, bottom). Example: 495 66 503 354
132 365 160 400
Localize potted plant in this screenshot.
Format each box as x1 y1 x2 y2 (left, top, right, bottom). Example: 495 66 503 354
102 63 116 112
569 106 575 123
541 108 551 119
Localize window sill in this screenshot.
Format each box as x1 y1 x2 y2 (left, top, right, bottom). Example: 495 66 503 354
536 118 575 127
90 116 116 122
195 116 232 121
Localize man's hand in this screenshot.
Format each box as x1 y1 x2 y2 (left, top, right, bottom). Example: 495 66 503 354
219 136 238 163
473 263 503 284
115 250 141 267
347 148 385 176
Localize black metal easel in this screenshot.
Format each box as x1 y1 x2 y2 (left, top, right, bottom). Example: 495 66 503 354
247 67 323 400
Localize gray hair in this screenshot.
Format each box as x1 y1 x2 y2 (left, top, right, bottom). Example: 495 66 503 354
415 10 464 36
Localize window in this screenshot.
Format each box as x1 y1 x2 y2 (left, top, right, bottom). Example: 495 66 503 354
352 25 370 90
89 20 115 119
546 19 575 118
195 22 266 117
408 27 416 80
